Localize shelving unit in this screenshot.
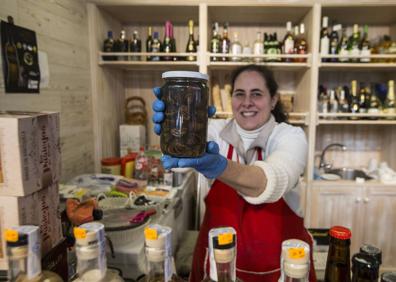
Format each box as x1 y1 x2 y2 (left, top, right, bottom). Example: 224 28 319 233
87 0 396 269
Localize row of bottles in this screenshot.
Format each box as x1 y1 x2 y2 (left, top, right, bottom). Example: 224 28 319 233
103 20 197 61
210 21 308 62
320 17 396 63
324 225 396 282
318 80 396 118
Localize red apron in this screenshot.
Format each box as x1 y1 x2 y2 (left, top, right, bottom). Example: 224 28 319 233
190 145 316 282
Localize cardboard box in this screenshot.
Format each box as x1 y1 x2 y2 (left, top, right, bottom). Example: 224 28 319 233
0 111 61 196
119 124 146 157
0 184 63 270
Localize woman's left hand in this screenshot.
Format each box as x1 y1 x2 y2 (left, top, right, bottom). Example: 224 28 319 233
161 141 227 179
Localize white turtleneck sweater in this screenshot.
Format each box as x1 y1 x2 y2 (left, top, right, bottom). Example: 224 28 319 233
235 120 266 151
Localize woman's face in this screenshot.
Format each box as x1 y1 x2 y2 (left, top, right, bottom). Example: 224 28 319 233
232 71 278 130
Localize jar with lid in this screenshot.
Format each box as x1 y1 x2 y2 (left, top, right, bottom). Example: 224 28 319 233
160 71 209 158
101 157 121 175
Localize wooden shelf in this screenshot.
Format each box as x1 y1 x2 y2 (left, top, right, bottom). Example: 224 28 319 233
214 111 309 125
99 52 198 70
318 113 396 125
320 62 396 71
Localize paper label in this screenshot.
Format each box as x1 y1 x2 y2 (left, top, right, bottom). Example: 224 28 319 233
5 229 18 242
74 227 87 239
144 227 158 240
218 233 233 245
288 247 305 259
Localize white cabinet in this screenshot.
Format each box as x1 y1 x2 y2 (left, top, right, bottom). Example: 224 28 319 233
309 182 396 268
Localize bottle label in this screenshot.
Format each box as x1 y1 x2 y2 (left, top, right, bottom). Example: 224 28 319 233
339 48 349 62
320 37 329 55
284 38 294 54
218 233 233 245
144 227 158 240
288 247 305 259
361 48 371 62
74 227 87 239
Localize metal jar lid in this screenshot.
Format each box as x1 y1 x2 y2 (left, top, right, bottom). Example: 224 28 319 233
162 71 208 81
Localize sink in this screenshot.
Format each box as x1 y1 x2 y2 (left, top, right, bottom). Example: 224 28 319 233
325 168 372 180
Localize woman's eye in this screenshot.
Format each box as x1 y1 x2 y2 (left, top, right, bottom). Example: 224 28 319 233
252 92 262 97
233 92 244 97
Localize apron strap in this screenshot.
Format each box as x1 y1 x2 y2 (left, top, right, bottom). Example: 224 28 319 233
227 144 264 162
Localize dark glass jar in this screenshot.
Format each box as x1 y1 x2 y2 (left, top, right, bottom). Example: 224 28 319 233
160 71 209 158
352 253 379 282
324 226 352 282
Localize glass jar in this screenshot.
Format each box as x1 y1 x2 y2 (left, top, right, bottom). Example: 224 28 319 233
160 71 209 158
101 157 121 175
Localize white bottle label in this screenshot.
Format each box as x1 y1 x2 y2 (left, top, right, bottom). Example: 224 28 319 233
320 37 329 56
253 42 264 55
284 38 294 54
361 48 371 62
339 48 349 62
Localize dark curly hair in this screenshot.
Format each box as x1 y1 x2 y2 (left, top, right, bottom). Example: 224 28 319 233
230 64 288 123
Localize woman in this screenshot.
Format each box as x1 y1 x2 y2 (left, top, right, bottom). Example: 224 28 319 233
152 65 316 282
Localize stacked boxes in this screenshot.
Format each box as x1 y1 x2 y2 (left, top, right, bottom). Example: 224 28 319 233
0 111 62 269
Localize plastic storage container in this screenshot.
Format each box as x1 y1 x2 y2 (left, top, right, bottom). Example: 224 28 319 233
160 71 209 158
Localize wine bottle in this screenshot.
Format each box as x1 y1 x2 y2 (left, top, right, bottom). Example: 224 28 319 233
151 31 162 61
358 83 368 114
329 24 341 62
320 17 330 62
230 32 242 62
360 25 371 63
103 31 115 61
283 21 295 62
210 22 221 61
337 27 349 63
338 89 350 114
146 26 154 61
169 22 177 60
253 31 264 63
186 19 197 61
295 23 308 62
220 23 230 61
163 21 173 61
384 80 396 118
130 30 142 61
115 30 129 61
350 80 360 118
348 24 361 63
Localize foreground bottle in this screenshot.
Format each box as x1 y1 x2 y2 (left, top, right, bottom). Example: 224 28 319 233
144 224 184 281
73 222 124 281
202 227 242 282
351 253 379 282
279 239 310 282
324 226 351 282
5 226 63 282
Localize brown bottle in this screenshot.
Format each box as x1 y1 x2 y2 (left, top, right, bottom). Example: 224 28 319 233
324 226 352 282
351 253 379 282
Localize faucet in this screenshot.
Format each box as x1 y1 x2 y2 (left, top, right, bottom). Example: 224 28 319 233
319 143 347 170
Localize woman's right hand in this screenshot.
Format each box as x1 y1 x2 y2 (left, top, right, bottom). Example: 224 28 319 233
151 87 217 135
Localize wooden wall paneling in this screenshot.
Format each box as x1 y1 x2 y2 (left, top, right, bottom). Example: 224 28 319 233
381 127 396 169
199 3 208 74
88 4 124 171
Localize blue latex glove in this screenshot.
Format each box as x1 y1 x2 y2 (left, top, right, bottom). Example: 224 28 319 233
161 141 227 179
152 87 216 135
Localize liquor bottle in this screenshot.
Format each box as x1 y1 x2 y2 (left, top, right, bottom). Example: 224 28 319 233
186 19 197 61
103 31 115 61
5 226 63 282
169 22 177 59
163 21 173 61
242 41 252 62
337 28 349 62
351 253 379 282
134 147 150 180
318 89 329 114
220 23 230 61
295 23 308 62
329 24 341 62
266 34 276 62
146 26 154 61
73 223 124 281
292 25 299 56
130 30 142 61
274 32 282 62
230 32 242 62
151 31 162 61
348 24 361 63
360 25 371 63
283 21 295 62
329 89 339 114
367 85 381 117
210 22 221 61
381 272 396 282
320 16 330 62
383 80 396 118
4 28 20 86
115 30 129 60
253 31 264 63
339 89 350 114
324 226 352 282
350 80 360 116
263 32 269 60
144 224 182 282
279 239 310 282
201 227 243 282
378 35 392 63
358 83 368 113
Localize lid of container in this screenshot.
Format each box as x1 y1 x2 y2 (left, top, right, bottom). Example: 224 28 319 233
162 71 208 81
5 230 28 247
101 157 121 166
382 272 396 282
213 233 236 250
352 253 379 270
360 244 382 265
329 226 351 240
